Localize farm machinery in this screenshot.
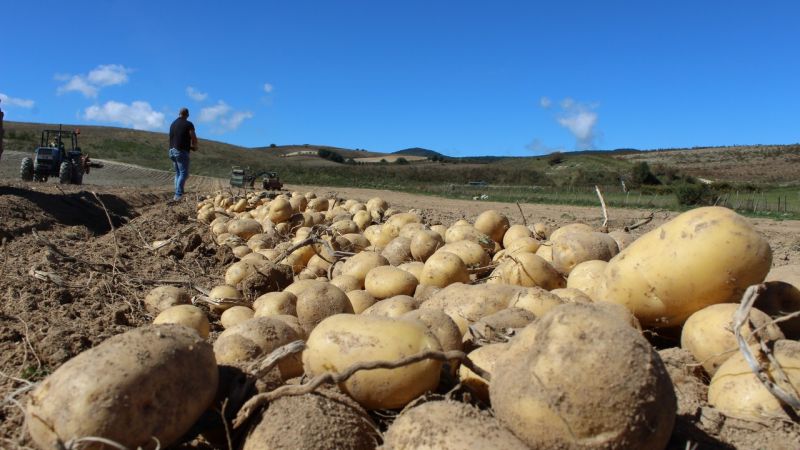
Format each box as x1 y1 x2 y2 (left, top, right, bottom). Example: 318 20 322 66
229 166 284 190
20 126 102 184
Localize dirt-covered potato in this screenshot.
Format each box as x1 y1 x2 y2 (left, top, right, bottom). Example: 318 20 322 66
506 286 566 317
600 207 772 327
491 304 676 449
530 221 552 240
681 303 784 376
329 274 360 293
303 314 442 410
363 295 417 318
144 285 191 315
410 229 445 262
220 306 255 329
470 307 536 339
241 388 380 450
399 222 428 239
608 230 636 251
153 304 211 338
233 245 252 258
381 236 413 266
213 317 302 378
346 289 377 314
365 265 419 299
208 284 244 313
384 212 422 239
474 209 510 244
551 231 619 275
341 251 390 286
758 264 800 339
444 224 494 252
708 339 800 421
397 261 424 281
382 400 528 450
550 287 593 304
421 283 522 335
26 325 217 450
491 252 565 290
294 280 354 333
566 259 608 300
458 343 507 403
419 251 470 288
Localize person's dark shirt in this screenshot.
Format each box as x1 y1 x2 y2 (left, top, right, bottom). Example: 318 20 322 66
169 117 195 152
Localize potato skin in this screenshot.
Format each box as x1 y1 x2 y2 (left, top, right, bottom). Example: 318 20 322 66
551 232 618 275
303 314 442 410
26 325 217 450
491 304 676 450
600 207 772 327
214 317 303 378
153 304 211 338
365 265 419 299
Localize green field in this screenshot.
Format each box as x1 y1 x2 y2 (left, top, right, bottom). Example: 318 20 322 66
4 121 799 219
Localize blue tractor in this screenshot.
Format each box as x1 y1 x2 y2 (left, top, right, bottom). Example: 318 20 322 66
20 126 92 184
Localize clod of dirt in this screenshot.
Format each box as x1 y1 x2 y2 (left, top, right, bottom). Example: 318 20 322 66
241 388 380 450
215 245 236 266
239 263 294 301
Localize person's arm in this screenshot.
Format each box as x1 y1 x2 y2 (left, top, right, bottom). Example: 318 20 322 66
190 128 198 151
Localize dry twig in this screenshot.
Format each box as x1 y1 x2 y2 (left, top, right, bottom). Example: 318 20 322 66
233 349 490 428
515 201 528 227
732 284 800 411
594 185 608 232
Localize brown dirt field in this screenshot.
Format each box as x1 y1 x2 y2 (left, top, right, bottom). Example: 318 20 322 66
0 153 798 448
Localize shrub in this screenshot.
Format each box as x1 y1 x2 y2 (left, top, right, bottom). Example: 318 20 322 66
674 183 711 206
547 152 564 166
395 157 409 165
630 162 660 185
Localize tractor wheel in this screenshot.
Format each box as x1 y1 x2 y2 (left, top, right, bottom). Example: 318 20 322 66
59 161 73 184
20 158 34 181
71 162 84 185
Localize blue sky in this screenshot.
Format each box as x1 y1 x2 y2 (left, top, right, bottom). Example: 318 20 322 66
2 1 798 156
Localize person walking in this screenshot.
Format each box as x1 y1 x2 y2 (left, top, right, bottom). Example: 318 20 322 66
0 99 5 163
168 107 197 201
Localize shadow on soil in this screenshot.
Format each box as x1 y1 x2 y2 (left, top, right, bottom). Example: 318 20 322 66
0 186 138 240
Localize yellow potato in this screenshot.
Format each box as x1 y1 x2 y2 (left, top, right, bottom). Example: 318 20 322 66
144 285 190 315
303 314 442 410
153 305 210 338
502 224 533 248
600 207 772 327
363 295 417 318
365 266 419 299
491 252 565 290
220 306 255 329
566 260 608 300
346 289 377 314
474 210 510 243
419 251 470 288
459 343 507 403
253 291 297 317
410 229 445 262
551 232 619 275
340 251 390 286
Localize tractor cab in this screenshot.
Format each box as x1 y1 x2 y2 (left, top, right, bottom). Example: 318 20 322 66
20 126 88 184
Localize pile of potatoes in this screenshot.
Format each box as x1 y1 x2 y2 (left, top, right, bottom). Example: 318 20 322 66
25 190 800 449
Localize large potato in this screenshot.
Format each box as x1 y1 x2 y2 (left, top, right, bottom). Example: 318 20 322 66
26 325 217 450
551 231 619 275
474 210 510 243
502 224 533 248
227 218 263 240
381 236 413 266
419 251 470 288
365 265 419 299
600 207 772 327
303 314 442 409
681 303 784 376
708 339 800 421
491 304 676 449
566 260 608 300
382 400 528 450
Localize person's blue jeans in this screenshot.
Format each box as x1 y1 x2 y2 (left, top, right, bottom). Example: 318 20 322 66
169 148 190 199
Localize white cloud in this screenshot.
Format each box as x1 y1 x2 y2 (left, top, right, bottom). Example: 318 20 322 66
556 99 599 150
186 86 208 102
57 64 131 98
263 83 274 93
199 101 232 123
220 111 254 131
0 92 35 108
539 96 551 108
198 100 252 133
87 64 130 87
58 75 99 98
84 101 165 130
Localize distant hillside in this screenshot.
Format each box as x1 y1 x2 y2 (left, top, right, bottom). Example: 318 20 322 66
393 147 448 159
